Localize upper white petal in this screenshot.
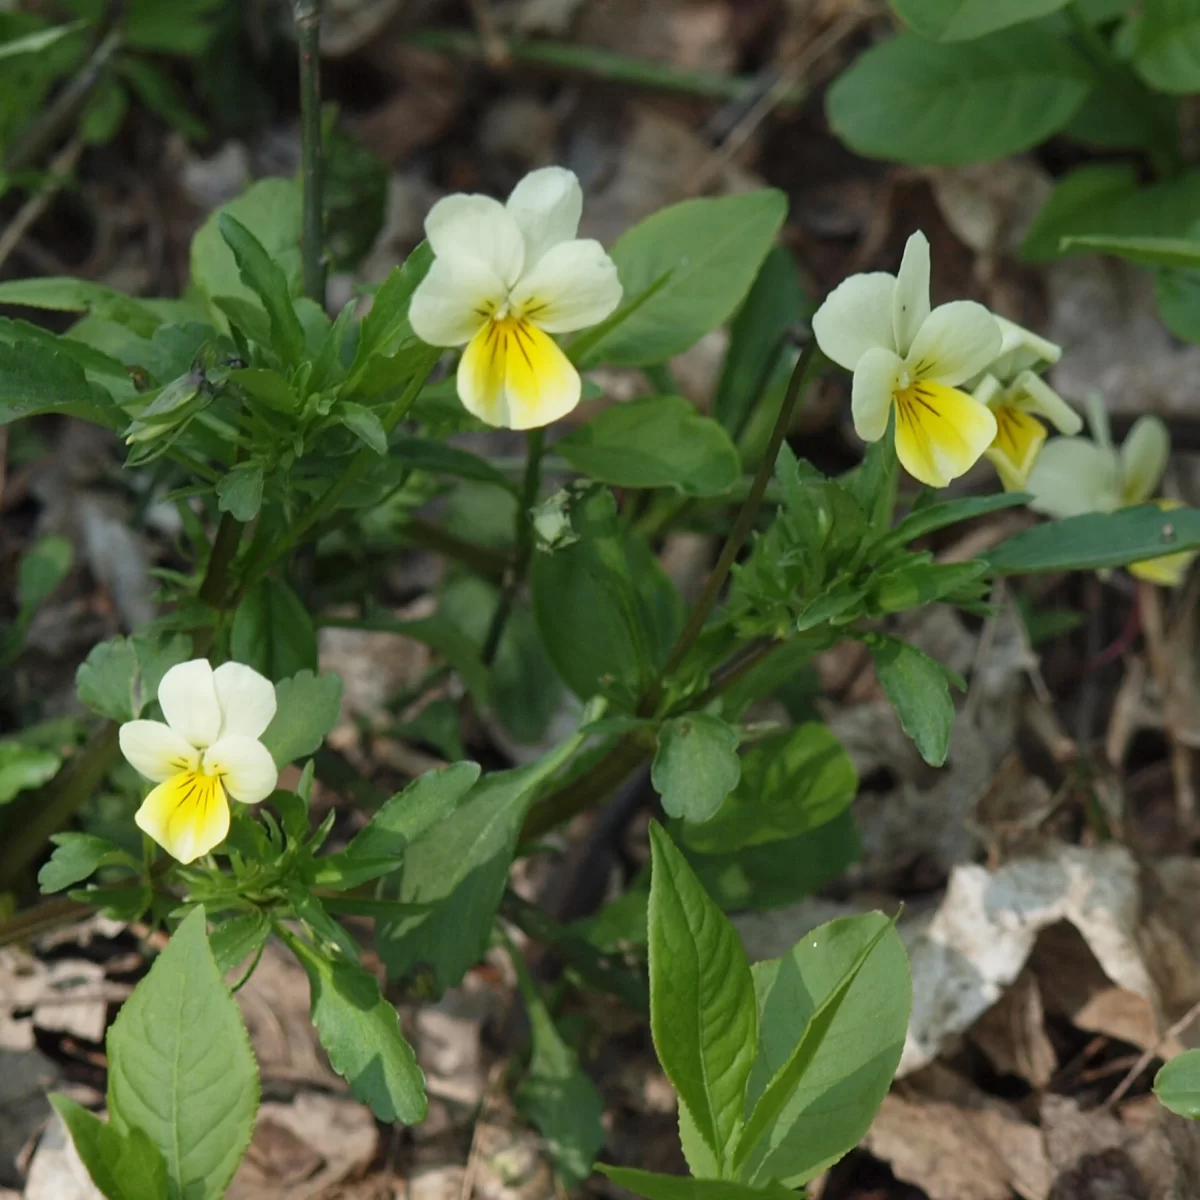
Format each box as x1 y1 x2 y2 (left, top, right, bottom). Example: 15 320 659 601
157 659 221 748
907 301 1002 388
1014 371 1081 436
892 232 931 358
119 719 199 782
851 346 903 443
1120 415 1170 505
213 661 277 741
509 239 622 334
506 166 583 271
409 255 506 347
1026 437 1122 518
811 272 897 370
424 194 525 290
989 316 1062 380
204 735 279 804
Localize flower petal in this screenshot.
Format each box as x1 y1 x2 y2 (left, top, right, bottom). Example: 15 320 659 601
204 735 278 804
1026 437 1121 518
509 239 622 333
135 772 229 864
811 272 897 370
1014 371 1081 435
985 404 1046 492
457 318 581 430
157 659 221 748
409 255 506 347
1120 414 1170 505
506 166 583 271
988 316 1062 381
425 194 525 290
907 301 1002 388
892 231 931 358
213 661 277 741
893 381 997 488
119 720 199 782
851 346 903 443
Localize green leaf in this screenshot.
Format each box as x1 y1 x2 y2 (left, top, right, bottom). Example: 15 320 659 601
259 670 344 767
595 1166 797 1200
587 191 787 366
0 339 123 429
986 504 1200 573
0 741 61 805
888 491 1031 544
215 461 264 521
51 1096 168 1200
647 821 757 1176
208 911 270 975
1021 165 1200 261
231 577 318 680
38 832 131 893
289 938 427 1124
868 636 956 767
75 631 192 721
682 724 856 854
690 810 861 912
1061 232 1200 268
190 179 302 320
106 907 259 1200
340 402 388 454
557 396 741 496
715 245 808 437
311 762 481 889
376 731 588 994
827 29 1090 165
1155 1050 1200 1118
891 0 1069 41
531 488 681 709
733 914 910 1185
1134 0 1200 92
217 213 306 364
652 714 742 823
512 950 605 1185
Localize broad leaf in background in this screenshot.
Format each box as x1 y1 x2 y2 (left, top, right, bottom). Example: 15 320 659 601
75 631 192 721
868 636 957 768
682 724 855 854
106 907 258 1200
827 29 1091 165
51 1097 168 1200
648 822 757 1176
512 949 606 1185
376 729 588 993
986 505 1200 573
259 670 343 767
714 245 808 437
651 714 742 823
231 577 318 680
587 191 787 365
289 938 427 1124
556 397 740 496
1155 1050 1200 1118
737 914 910 1186
890 0 1069 41
596 1165 798 1200
1134 0 1200 93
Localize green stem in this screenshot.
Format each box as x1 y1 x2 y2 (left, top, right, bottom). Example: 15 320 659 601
481 428 544 665
294 0 326 304
1065 3 1180 177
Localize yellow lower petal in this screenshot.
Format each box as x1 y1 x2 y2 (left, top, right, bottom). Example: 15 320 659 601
893 380 998 489
457 317 580 430
1129 498 1197 587
135 770 230 864
985 403 1047 491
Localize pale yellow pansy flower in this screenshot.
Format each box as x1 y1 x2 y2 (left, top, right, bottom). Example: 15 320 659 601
408 166 622 430
973 317 1081 491
1027 401 1194 586
118 659 279 863
811 231 1001 488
